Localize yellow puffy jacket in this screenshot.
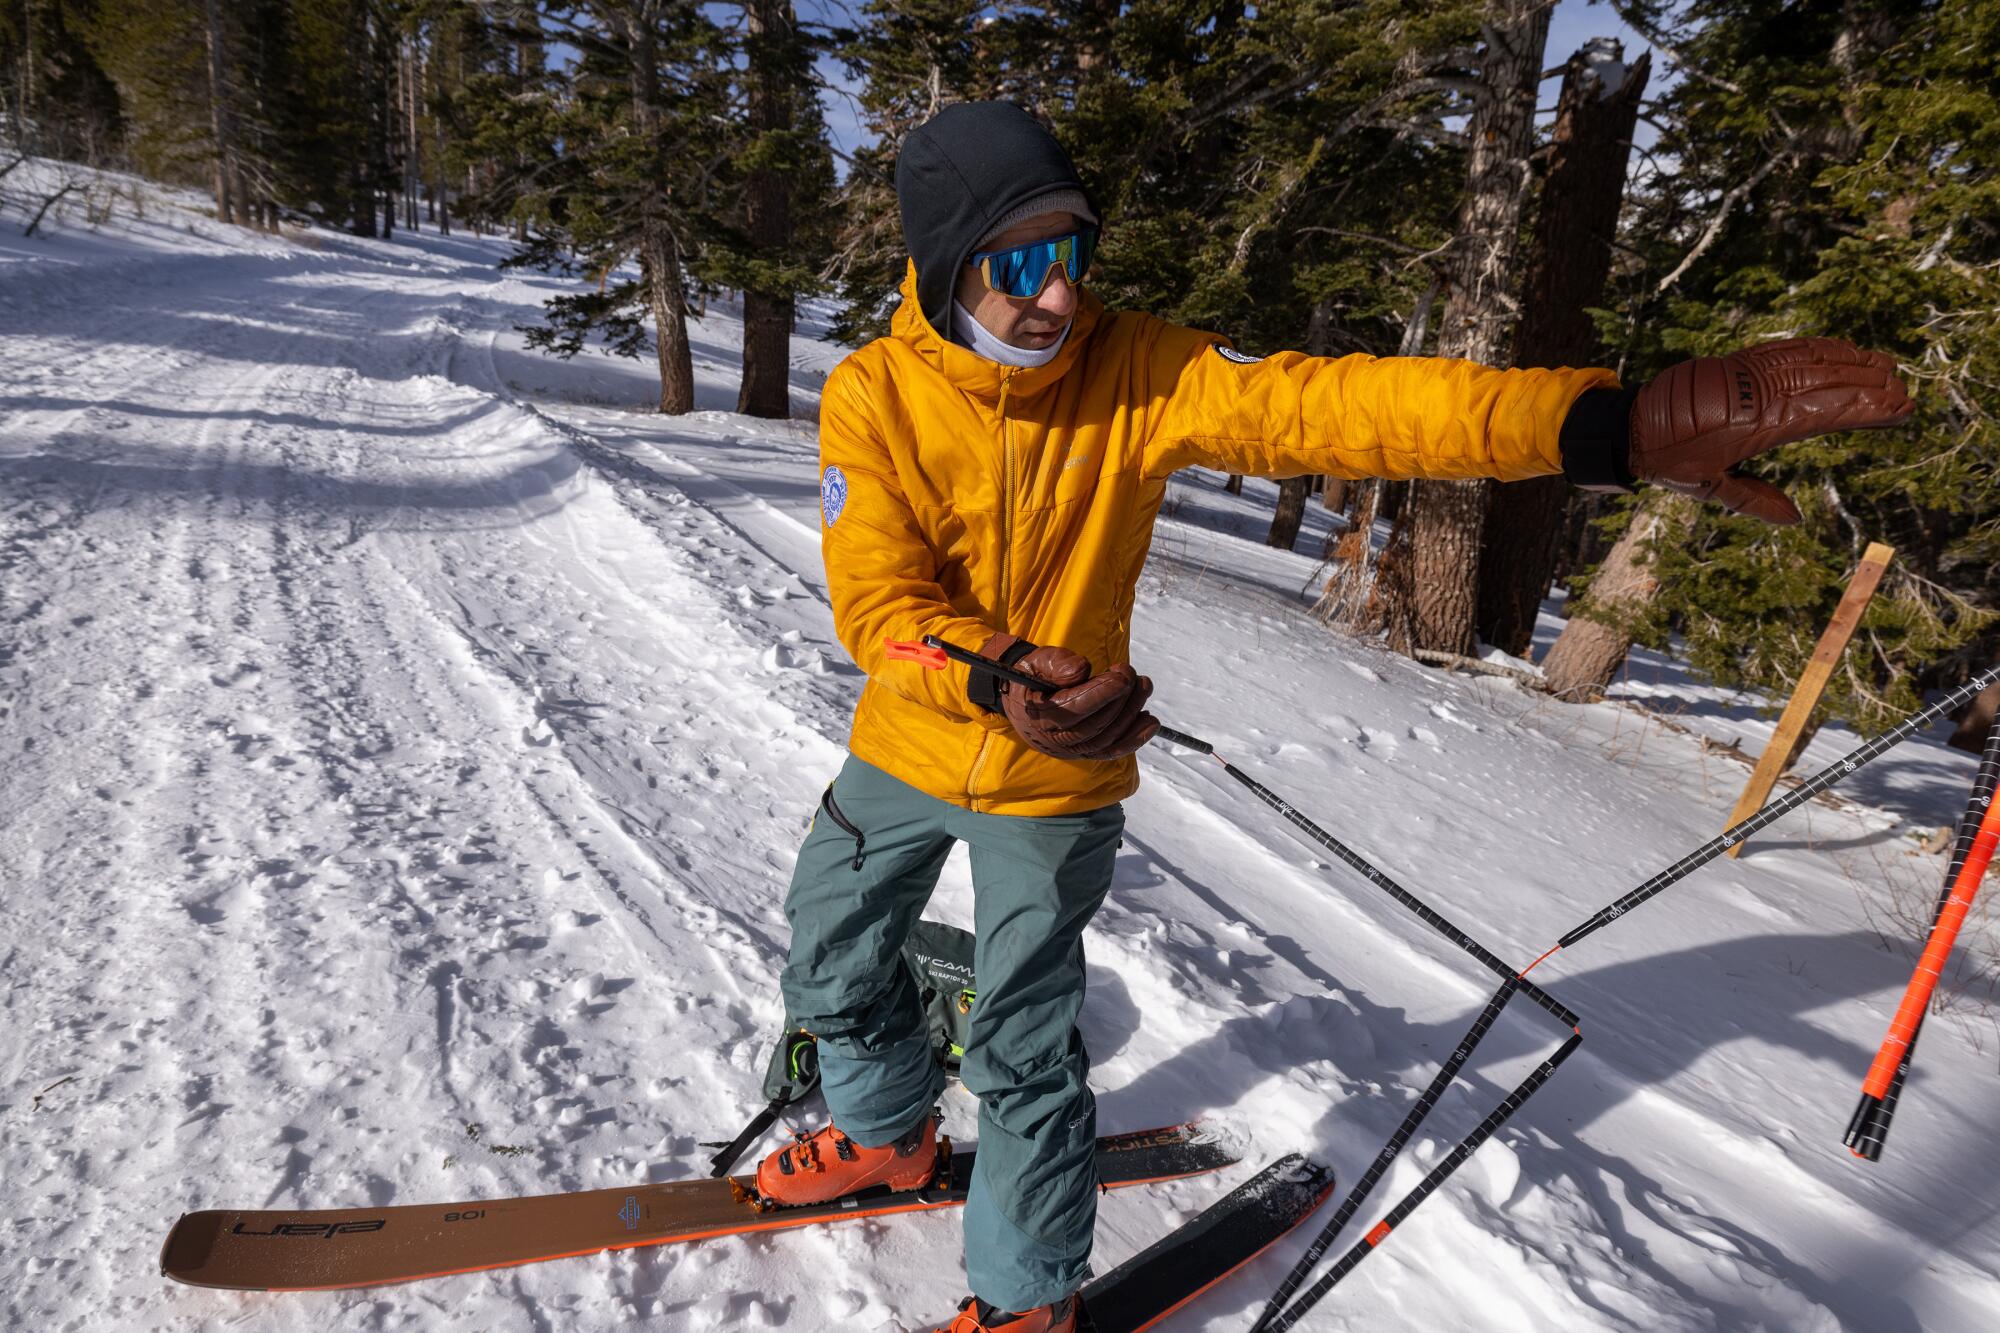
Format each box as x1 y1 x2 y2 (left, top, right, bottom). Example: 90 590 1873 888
819 264 1617 815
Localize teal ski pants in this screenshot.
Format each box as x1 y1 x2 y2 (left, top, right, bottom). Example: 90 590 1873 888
780 755 1122 1311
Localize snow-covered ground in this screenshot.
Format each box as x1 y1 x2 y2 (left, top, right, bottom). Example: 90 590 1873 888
4 165 1997 1332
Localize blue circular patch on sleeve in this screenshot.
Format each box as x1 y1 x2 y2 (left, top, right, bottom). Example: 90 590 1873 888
821 465 848 528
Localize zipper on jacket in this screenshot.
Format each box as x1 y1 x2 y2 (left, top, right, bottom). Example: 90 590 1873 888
965 368 1020 813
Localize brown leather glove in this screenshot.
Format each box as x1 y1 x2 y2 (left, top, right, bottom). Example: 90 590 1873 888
1630 337 1914 524
976 632 1160 762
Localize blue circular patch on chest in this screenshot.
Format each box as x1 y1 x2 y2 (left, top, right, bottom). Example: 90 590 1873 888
821 465 848 528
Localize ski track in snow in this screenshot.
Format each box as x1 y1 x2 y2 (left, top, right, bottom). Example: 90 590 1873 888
2 167 1997 1330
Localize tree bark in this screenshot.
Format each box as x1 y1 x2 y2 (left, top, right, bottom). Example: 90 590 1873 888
1478 45 1651 657
1398 1 1553 657
626 4 695 414
404 37 422 232
1267 477 1314 549
436 79 450 237
1541 494 1685 698
737 0 798 419
1402 482 1487 654
201 0 234 224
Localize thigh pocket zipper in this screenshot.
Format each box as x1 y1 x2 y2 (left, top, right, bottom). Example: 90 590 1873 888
819 785 867 872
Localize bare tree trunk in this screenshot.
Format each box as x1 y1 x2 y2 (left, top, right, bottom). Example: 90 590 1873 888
436 92 450 235
1478 44 1651 657
379 33 395 241
1267 478 1313 549
1224 475 1243 495
1541 494 1685 698
1322 478 1350 513
403 36 422 232
352 173 375 236
1395 1 1553 657
736 0 798 418
201 0 235 224
626 5 695 414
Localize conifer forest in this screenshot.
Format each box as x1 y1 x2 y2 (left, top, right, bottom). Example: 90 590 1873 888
5 0 1996 742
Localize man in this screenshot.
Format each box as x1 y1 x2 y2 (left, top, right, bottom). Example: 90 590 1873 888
756 101 1911 1332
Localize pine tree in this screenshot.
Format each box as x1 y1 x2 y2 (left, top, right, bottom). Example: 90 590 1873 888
432 2 553 239
81 2 229 205
1 0 124 164
1547 0 1998 728
274 1 400 236
487 0 733 414
1477 41 1650 657
825 0 1004 345
1383 0 1551 659
719 0 834 418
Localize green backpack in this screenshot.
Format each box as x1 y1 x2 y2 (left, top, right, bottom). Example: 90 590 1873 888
706 919 977 1176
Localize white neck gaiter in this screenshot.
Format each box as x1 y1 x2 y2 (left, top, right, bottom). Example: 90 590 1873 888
953 299 1070 368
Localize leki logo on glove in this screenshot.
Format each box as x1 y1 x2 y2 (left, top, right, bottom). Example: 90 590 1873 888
821 466 848 527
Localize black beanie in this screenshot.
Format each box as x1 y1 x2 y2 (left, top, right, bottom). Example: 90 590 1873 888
894 102 1100 342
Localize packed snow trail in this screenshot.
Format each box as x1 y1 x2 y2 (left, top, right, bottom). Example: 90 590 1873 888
3 172 1997 1330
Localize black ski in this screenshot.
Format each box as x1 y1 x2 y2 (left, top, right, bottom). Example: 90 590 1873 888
1078 1154 1335 1333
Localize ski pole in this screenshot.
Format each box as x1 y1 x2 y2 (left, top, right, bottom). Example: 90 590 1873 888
885 635 1208 752
1845 710 2000 1160
1847 777 2000 1135
1526 664 2000 967
888 636 1580 1027
1256 1029 1584 1332
1250 978 1531 1332
892 633 1588 1328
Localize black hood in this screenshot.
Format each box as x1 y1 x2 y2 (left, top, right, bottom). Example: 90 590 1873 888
894 102 1099 343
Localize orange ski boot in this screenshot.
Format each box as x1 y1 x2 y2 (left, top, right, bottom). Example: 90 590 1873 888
752 1113 942 1206
934 1294 1079 1333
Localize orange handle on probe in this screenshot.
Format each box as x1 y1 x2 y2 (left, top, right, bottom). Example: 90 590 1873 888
1859 794 2000 1099
884 638 949 670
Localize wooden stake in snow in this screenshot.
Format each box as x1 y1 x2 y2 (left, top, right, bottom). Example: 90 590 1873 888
1722 541 1895 857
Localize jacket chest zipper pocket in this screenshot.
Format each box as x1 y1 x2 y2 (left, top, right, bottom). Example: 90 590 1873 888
819 785 867 872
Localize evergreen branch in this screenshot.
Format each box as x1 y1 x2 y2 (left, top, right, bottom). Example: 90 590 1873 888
1652 134 1802 298
1293 227 1433 257
1364 117 1469 149
1607 2 1744 97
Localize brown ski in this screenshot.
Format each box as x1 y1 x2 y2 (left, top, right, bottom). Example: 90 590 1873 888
160 1122 1237 1291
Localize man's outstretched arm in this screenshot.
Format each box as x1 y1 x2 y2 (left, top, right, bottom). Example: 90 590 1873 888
1142 331 1911 522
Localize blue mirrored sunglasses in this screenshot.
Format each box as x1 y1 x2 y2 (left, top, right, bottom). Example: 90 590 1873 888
968 227 1098 300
